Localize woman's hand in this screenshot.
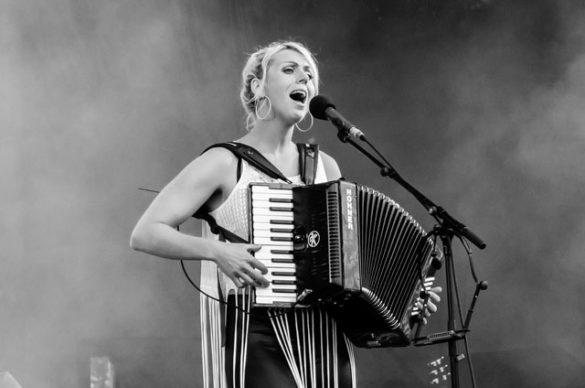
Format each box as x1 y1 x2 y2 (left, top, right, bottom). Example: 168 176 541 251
214 243 270 289
415 285 442 325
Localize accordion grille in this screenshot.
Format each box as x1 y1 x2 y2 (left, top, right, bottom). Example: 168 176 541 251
327 190 342 282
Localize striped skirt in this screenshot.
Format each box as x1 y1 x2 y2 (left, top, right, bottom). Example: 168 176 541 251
200 289 357 388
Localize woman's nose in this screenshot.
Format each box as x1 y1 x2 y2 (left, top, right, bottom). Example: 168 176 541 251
297 71 309 84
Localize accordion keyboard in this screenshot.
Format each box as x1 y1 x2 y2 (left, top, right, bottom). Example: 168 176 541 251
250 184 298 306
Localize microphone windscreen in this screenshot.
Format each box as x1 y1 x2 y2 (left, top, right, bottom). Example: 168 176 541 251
309 95 336 120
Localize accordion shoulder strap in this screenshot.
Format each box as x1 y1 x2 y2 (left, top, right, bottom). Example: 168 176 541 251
204 141 292 183
297 143 319 185
202 141 320 185
193 141 319 242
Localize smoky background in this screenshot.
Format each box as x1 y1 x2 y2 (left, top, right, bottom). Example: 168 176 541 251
1 0 584 386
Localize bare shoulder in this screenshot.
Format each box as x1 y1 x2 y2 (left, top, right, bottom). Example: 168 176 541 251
178 146 238 185
318 149 342 180
138 145 239 226
157 145 240 208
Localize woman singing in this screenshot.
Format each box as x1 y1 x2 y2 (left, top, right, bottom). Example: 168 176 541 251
131 41 439 388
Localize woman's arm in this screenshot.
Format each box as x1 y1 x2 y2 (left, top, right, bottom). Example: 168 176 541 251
130 148 269 288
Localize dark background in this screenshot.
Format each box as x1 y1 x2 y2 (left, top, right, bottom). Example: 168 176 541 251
2 0 585 386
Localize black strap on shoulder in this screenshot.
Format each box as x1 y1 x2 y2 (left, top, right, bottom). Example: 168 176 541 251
193 141 319 242
204 142 292 184
297 143 319 185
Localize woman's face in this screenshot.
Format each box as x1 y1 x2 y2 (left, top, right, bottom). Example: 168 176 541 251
260 49 317 125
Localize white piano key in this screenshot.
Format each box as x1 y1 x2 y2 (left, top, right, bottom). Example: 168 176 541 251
257 244 292 250
251 237 294 247
255 287 297 298
255 286 298 305
265 283 296 292
252 213 294 225
255 250 294 258
252 219 295 226
254 250 294 260
255 255 294 263
257 260 294 269
254 244 293 252
253 237 294 245
252 229 293 236
251 201 291 208
252 200 294 209
254 249 293 257
252 208 294 218
270 282 296 288
261 273 297 284
253 230 293 238
255 251 294 259
250 195 293 204
268 283 297 292
251 186 293 194
252 222 295 231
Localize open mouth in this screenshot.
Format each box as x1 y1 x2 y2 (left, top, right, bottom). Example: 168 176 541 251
289 90 307 104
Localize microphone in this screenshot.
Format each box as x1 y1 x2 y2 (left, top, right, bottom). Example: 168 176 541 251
309 95 365 140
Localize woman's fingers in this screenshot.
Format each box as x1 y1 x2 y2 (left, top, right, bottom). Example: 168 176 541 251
249 257 268 275
426 300 437 313
231 276 244 288
427 286 442 303
247 244 263 252
230 245 268 287
235 272 257 288
246 244 268 274
242 266 270 288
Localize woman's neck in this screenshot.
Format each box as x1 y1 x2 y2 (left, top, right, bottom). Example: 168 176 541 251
236 119 300 176
238 119 295 154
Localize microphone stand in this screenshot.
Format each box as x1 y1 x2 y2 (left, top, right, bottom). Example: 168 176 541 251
335 130 487 388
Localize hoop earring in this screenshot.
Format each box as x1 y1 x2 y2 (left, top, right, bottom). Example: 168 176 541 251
255 96 272 120
295 113 314 133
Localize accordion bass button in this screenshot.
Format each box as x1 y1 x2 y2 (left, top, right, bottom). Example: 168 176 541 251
293 235 306 245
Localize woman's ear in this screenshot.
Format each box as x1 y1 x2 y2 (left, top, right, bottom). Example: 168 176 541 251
251 78 261 96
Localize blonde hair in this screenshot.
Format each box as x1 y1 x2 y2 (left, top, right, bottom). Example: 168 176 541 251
240 41 319 130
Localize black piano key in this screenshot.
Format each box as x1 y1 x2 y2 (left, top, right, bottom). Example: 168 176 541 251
269 198 293 203
273 288 297 293
271 258 294 263
269 206 292 212
271 236 293 242
270 249 294 254
272 271 295 276
270 220 294 225
270 228 292 233
272 280 296 285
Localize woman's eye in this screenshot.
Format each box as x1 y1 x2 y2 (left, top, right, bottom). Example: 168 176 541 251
283 67 293 74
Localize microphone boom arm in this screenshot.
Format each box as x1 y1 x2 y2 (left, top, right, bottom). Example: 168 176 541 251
337 135 486 250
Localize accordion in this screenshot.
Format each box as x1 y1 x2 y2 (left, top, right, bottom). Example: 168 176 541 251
249 179 438 347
